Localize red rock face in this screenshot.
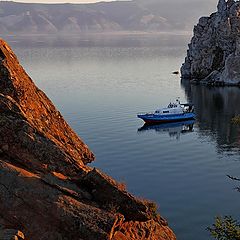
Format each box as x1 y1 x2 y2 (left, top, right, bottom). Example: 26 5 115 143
0 39 94 176
0 39 176 240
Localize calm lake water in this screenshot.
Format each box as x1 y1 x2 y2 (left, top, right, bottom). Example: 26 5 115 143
7 34 240 240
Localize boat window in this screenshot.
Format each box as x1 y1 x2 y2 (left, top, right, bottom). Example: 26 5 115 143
163 111 169 113
155 111 160 113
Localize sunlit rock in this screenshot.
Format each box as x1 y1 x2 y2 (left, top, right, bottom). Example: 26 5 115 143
0 39 176 240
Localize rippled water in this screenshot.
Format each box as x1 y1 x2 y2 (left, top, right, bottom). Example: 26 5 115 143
8 34 240 240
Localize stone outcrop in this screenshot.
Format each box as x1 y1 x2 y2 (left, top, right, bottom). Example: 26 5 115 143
0 228 25 240
181 0 240 85
0 38 176 240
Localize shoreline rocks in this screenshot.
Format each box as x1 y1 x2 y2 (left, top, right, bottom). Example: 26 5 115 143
181 0 240 86
0 39 176 240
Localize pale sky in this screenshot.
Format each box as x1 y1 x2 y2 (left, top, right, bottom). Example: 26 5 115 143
12 0 115 3
7 0 217 4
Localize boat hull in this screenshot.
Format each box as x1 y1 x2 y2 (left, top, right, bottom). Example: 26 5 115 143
137 113 195 124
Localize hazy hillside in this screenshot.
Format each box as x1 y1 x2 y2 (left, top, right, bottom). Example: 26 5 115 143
135 0 217 29
0 0 217 34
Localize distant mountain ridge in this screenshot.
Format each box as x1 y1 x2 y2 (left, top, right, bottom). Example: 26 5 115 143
0 1 216 34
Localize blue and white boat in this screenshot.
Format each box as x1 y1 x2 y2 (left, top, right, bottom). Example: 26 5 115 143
137 99 195 124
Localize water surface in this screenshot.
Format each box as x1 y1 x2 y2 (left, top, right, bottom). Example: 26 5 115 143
8 34 240 240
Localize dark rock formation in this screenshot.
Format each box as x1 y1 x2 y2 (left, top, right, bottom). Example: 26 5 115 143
0 228 25 240
0 38 176 240
181 0 240 86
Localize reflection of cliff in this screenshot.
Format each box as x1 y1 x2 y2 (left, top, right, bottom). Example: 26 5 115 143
181 80 240 152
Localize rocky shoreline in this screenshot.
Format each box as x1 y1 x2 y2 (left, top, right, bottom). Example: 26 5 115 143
181 0 240 86
0 39 176 240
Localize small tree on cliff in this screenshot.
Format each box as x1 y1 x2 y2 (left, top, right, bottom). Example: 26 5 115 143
208 176 240 240
207 216 240 240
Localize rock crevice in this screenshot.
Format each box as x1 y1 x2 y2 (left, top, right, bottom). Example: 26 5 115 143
181 0 240 86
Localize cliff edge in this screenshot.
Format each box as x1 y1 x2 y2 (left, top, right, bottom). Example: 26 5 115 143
181 0 240 86
0 39 176 240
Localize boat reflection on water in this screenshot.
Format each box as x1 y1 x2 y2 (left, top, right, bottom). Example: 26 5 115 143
138 120 195 139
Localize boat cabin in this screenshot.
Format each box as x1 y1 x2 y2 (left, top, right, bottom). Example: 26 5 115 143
154 100 184 115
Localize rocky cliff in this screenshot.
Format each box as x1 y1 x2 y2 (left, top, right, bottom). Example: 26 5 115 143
0 38 176 240
181 0 240 86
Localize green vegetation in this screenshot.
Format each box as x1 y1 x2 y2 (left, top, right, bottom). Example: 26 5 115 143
231 116 240 125
144 200 159 219
208 175 240 239
207 216 240 240
147 201 158 214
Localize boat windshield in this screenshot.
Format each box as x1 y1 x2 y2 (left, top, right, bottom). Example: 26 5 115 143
167 100 180 108
168 102 179 108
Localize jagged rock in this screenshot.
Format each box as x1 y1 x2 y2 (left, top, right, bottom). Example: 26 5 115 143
221 53 240 84
113 220 176 240
0 229 25 240
81 168 153 222
0 230 22 240
0 38 94 174
181 0 240 85
0 39 176 240
217 0 227 13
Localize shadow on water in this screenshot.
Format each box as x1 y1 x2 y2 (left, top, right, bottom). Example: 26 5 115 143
138 120 195 140
181 79 240 155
